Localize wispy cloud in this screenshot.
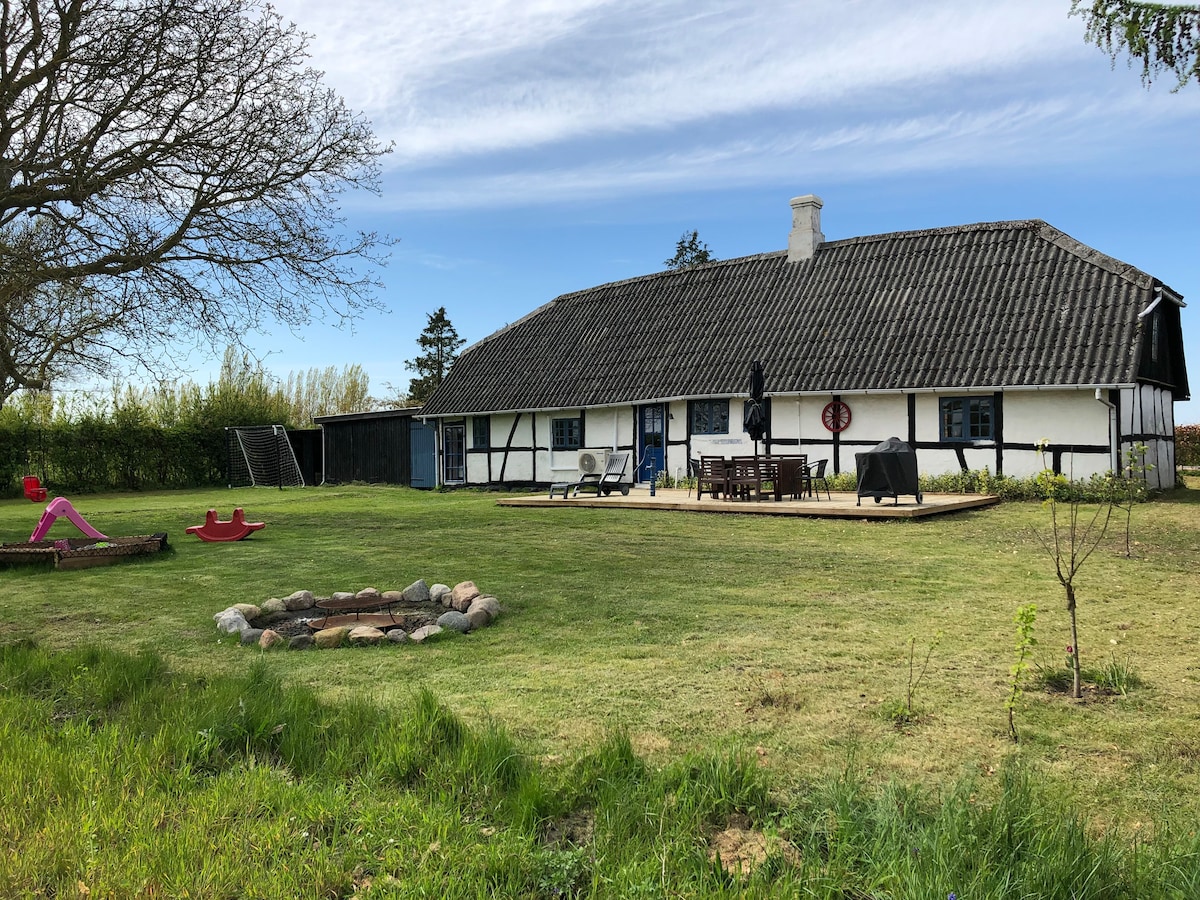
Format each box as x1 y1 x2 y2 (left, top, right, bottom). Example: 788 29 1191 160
272 0 1198 209
368 90 1198 211
280 1 1086 157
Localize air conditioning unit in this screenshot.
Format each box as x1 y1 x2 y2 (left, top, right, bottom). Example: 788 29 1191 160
577 448 609 475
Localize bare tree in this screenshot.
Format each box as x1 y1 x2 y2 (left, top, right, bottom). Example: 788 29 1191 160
0 0 391 408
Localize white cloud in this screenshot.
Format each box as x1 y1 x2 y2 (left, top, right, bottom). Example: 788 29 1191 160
265 0 1198 212
370 88 1199 211
275 0 1090 162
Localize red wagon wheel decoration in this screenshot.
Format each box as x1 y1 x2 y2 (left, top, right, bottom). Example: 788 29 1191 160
821 400 852 433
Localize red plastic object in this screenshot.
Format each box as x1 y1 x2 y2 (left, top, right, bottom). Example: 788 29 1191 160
185 508 266 542
23 476 47 502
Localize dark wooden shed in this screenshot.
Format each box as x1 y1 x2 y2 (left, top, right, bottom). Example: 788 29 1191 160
313 408 436 487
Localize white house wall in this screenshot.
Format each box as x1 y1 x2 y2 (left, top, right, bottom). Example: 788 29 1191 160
1001 390 1111 480
453 386 1179 488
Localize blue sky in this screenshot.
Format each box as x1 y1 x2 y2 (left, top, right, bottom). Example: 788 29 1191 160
235 0 1199 422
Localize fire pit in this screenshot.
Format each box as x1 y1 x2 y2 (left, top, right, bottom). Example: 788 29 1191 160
214 579 503 650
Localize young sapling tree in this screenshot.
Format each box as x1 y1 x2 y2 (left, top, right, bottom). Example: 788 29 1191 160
1034 442 1113 699
1109 443 1153 558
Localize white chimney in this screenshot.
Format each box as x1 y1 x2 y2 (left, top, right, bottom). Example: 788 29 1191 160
787 194 824 262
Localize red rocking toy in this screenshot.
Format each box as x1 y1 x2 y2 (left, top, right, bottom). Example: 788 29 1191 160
186 508 266 542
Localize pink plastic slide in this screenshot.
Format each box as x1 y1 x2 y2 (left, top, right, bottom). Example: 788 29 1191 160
30 497 108 542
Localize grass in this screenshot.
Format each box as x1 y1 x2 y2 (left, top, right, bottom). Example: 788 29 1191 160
2 481 1200 894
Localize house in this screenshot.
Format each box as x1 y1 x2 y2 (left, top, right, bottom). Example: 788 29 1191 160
419 195 1188 491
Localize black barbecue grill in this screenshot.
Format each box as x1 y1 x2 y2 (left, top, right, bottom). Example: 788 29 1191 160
855 437 923 506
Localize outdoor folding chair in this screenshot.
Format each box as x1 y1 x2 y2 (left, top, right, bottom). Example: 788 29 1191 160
549 451 631 498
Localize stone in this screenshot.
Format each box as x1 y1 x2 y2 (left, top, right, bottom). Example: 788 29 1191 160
288 634 315 650
240 627 264 645
409 624 444 643
386 629 410 644
330 591 355 604
284 590 315 612
256 610 291 626
466 609 491 631
261 598 287 615
437 611 471 633
232 603 261 621
313 626 351 649
430 584 452 607
349 625 385 645
402 579 431 604
214 608 249 634
382 590 405 605
467 596 501 621
451 581 481 612
259 629 285 649
355 587 382 604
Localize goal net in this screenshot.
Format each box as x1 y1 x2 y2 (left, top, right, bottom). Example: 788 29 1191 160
226 425 305 488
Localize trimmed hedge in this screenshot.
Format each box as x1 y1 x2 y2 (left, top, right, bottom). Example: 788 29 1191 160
1177 424 1200 467
0 422 227 496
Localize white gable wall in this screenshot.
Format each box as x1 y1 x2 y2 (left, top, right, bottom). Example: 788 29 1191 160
1123 384 1176 490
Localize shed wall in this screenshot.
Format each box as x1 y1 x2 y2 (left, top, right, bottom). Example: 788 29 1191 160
321 417 412 485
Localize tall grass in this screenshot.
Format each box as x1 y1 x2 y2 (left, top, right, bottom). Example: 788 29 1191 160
2 641 1199 897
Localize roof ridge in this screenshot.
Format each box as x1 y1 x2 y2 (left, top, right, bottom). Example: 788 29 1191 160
456 251 787 360
555 250 785 300
823 218 1154 288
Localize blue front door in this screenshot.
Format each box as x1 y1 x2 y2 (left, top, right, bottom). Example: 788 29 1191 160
638 405 665 483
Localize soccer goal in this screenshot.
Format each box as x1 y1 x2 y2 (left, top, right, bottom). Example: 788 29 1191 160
226 425 305 488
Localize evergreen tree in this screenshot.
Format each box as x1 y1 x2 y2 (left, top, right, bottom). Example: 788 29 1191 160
406 308 465 404
664 230 717 269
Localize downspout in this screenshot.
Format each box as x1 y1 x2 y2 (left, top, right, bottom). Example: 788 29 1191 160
1095 389 1119 474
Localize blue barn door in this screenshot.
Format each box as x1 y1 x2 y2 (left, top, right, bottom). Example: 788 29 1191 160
409 421 437 488
637 404 665 483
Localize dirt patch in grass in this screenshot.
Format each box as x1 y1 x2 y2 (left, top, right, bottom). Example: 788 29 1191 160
543 809 595 848
707 813 801 875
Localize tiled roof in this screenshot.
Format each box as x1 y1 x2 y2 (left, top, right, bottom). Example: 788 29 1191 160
421 220 1175 416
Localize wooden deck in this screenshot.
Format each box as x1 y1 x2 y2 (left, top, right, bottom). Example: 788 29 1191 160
498 487 999 519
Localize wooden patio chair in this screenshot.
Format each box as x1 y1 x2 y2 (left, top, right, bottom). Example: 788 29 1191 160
695 456 729 500
550 451 631 498
727 456 769 501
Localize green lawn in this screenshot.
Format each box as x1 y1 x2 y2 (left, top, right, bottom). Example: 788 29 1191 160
2 483 1199 895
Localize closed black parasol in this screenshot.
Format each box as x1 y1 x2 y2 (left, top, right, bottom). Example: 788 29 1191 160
744 360 767 452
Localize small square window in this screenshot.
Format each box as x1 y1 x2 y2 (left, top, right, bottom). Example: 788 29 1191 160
689 399 730 435
940 397 993 441
552 417 582 451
